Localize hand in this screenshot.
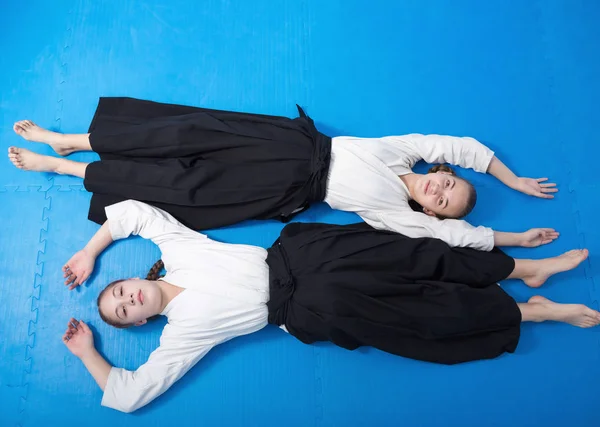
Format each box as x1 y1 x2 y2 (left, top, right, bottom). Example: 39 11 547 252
516 177 558 199
62 318 95 359
520 228 559 247
63 249 95 290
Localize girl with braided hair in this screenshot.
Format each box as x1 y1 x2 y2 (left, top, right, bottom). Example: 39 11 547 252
10 97 558 252
61 200 596 413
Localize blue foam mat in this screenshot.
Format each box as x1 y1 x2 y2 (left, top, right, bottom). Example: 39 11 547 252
1 1 599 426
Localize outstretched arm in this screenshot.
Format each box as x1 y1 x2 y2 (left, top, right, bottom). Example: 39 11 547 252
487 156 558 199
391 134 558 199
494 228 559 248
63 222 113 289
372 211 559 251
63 318 111 389
63 317 215 413
63 200 209 290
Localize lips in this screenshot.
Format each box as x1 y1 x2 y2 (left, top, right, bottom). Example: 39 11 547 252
138 289 144 305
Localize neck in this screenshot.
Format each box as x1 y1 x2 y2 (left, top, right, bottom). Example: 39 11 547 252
156 280 184 313
399 173 422 198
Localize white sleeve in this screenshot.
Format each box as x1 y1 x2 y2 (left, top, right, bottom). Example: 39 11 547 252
104 200 209 248
386 134 495 173
362 210 495 251
100 330 215 413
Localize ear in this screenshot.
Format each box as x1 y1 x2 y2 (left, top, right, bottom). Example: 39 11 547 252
134 319 148 327
422 208 437 217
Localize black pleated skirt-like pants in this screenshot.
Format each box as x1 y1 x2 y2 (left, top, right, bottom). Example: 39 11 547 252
84 97 331 230
266 222 522 365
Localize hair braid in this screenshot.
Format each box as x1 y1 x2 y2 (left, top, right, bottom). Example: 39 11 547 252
146 259 165 281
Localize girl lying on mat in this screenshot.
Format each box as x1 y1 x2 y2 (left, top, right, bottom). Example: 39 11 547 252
11 97 556 251
61 200 596 413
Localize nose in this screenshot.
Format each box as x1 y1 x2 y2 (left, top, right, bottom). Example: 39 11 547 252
430 182 440 195
129 293 135 305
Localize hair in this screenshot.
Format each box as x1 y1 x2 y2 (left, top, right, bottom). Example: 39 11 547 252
97 260 166 328
407 164 477 219
146 259 165 281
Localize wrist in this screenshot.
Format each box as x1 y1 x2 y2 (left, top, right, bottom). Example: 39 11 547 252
82 246 99 260
509 177 522 190
79 347 98 362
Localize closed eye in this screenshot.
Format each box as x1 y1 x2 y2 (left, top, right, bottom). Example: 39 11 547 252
445 180 450 188
123 306 127 317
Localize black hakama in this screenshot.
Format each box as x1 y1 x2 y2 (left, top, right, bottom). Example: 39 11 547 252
84 97 331 230
266 222 522 365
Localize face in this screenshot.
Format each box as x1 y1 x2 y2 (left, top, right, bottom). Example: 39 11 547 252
413 172 471 218
99 279 163 327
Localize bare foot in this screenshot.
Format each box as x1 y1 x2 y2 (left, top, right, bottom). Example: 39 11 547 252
528 295 551 304
523 249 589 288
8 147 60 173
13 120 74 156
528 295 600 328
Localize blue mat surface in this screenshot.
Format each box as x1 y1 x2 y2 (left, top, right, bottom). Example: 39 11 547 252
1 1 599 426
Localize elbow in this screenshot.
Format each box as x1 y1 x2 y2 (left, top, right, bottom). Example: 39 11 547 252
103 392 147 414
113 400 144 414
120 405 138 414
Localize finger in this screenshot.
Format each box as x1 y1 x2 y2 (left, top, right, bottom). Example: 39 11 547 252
79 320 90 333
77 273 88 285
63 266 74 278
68 282 80 291
536 178 549 183
536 193 554 199
540 183 557 188
541 188 559 193
70 318 79 327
